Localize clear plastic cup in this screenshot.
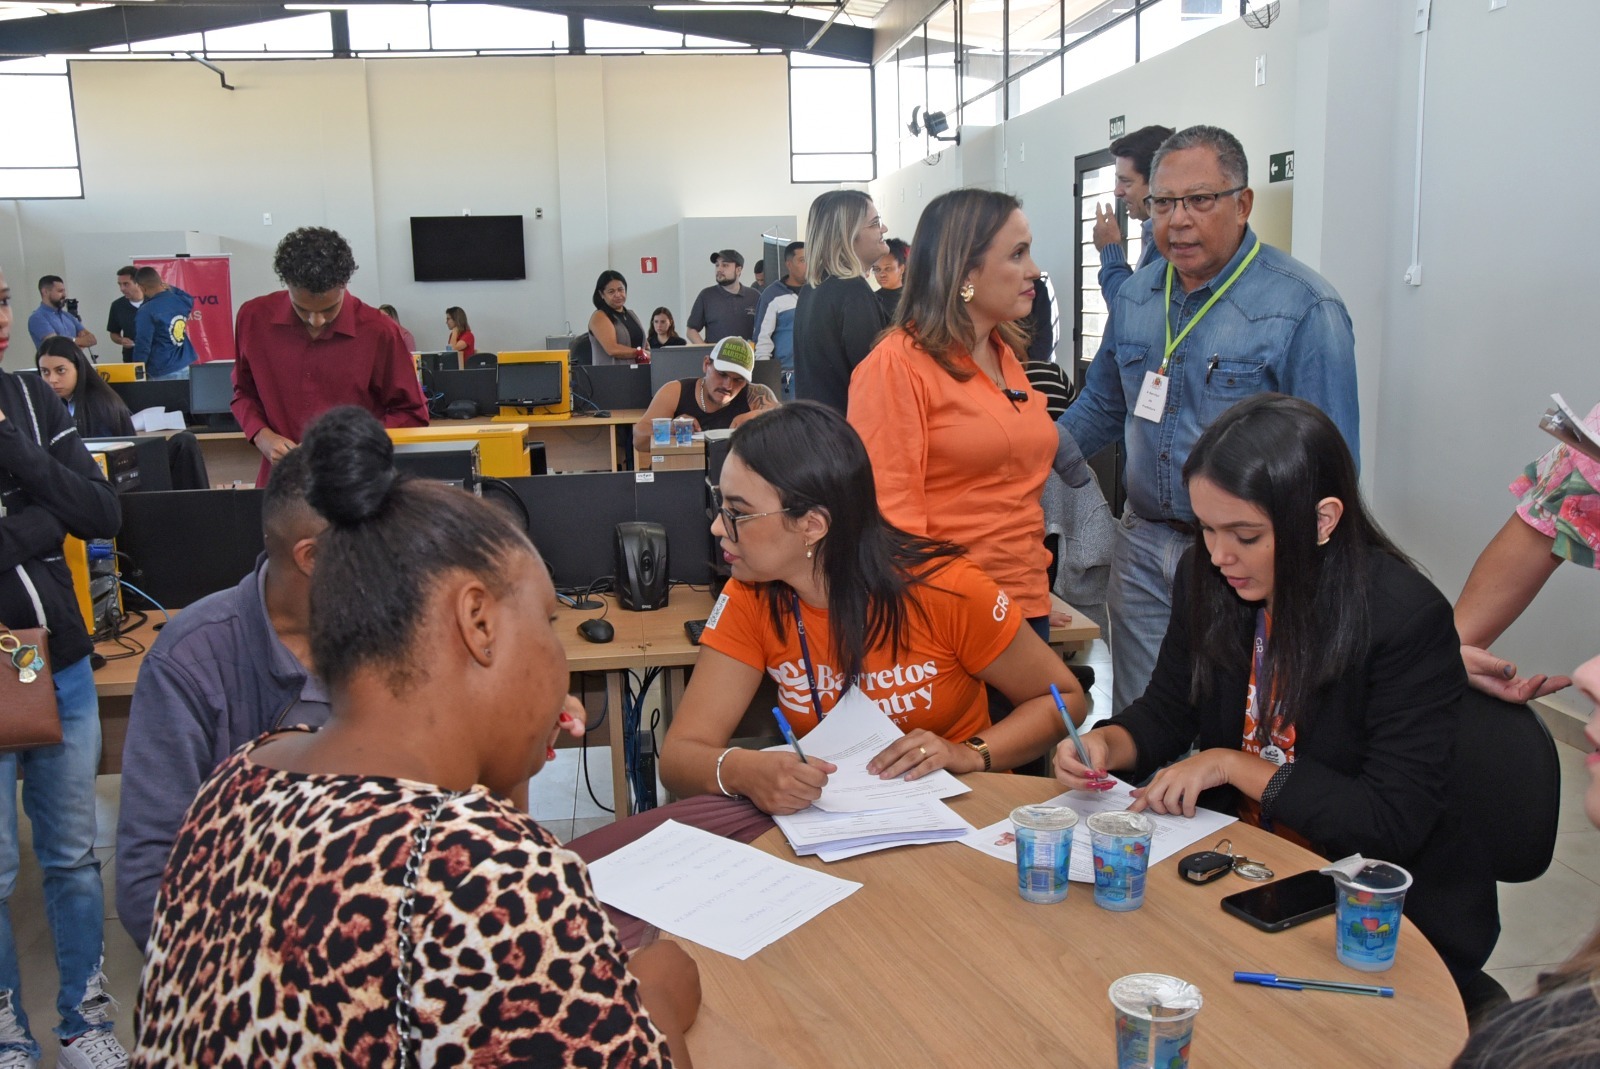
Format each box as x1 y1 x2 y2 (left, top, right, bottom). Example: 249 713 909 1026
1010 805 1077 904
651 418 672 446
1109 973 1202 1069
672 416 695 446
1331 860 1413 971
1087 811 1154 912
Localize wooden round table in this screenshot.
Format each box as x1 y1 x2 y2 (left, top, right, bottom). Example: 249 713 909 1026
681 774 1468 1068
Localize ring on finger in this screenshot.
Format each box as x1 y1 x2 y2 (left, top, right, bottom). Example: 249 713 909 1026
919 746 927 758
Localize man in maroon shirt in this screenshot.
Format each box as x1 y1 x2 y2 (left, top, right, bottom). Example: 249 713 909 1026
231 227 427 485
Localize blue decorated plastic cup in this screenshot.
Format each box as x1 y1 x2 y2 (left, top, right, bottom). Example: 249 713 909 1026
1010 805 1077 904
1332 860 1412 971
1109 973 1202 1069
651 418 672 446
1088 811 1154 912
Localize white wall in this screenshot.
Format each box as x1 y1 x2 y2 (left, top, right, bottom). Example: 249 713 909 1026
870 10 1302 304
2 53 829 365
1368 0 1598 717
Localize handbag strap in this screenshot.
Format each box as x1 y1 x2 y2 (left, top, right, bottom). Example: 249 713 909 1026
394 791 460 1067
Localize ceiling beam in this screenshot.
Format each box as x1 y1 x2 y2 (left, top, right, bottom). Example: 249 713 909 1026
0 1 873 63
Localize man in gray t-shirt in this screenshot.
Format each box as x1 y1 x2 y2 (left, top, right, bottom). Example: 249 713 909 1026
687 249 760 343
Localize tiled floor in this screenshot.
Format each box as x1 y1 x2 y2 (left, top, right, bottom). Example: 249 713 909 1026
5 645 1588 1061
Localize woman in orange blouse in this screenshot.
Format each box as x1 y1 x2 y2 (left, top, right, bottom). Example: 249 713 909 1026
848 188 1059 638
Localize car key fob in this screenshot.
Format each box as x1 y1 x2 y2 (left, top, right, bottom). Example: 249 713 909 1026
1178 849 1235 884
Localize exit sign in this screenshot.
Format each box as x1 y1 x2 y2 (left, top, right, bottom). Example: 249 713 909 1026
1109 115 1126 139
1269 151 1295 183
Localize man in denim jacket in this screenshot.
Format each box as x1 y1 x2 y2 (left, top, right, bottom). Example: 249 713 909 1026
1061 124 1358 715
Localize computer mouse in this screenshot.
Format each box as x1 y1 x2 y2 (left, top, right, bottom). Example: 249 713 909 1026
578 618 615 644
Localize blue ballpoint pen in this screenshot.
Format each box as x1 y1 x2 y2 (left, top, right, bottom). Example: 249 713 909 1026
1234 972 1394 998
772 707 808 764
1049 684 1096 777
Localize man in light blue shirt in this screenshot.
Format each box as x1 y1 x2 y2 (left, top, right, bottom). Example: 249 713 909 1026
1061 125 1358 713
26 274 97 351
1093 123 1174 307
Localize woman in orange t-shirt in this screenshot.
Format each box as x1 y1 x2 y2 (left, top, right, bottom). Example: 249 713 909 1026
659 403 1086 816
848 188 1058 629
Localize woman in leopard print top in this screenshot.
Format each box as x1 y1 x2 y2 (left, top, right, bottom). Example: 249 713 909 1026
132 406 700 1066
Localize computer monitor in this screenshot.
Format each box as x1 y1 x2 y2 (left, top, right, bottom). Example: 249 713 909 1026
496 472 638 591
636 468 712 585
649 345 715 393
110 379 191 424
431 368 499 418
417 351 459 375
188 360 240 430
116 489 265 609
570 364 653 411
497 362 563 408
749 358 783 397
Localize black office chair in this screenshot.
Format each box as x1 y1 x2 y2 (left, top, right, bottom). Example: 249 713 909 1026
568 334 593 367
1449 686 1561 1022
466 353 498 370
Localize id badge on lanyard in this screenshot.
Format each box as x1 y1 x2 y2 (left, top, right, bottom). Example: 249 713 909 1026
1135 240 1261 425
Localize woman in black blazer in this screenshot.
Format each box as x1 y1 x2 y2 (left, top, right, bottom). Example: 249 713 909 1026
1056 393 1497 997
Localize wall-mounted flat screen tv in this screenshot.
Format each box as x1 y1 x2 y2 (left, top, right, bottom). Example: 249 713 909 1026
410 215 526 282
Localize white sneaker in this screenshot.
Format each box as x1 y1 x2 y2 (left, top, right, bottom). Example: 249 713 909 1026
0 989 36 1069
55 1031 125 1069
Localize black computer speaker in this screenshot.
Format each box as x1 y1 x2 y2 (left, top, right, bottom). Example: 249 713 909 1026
615 521 670 611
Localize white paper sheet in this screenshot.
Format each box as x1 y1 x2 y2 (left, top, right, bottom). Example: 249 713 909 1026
771 687 970 812
959 778 1237 882
131 407 186 433
774 797 969 856
585 820 861 960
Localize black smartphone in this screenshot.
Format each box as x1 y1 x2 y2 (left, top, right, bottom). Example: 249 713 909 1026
1220 870 1336 933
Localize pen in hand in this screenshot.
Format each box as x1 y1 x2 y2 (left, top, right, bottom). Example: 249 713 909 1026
1050 683 1110 791
772 707 807 764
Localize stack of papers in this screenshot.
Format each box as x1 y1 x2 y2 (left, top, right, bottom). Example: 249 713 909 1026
960 778 1237 882
586 820 860 959
132 407 187 433
769 689 972 860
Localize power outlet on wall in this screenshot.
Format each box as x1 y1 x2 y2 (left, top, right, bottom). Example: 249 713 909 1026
262 212 271 226
1254 54 1267 86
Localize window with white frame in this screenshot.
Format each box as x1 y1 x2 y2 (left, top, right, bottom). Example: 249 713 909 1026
789 53 874 183
0 57 81 199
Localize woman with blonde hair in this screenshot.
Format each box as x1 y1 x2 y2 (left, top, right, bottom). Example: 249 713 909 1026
791 189 889 414
849 188 1059 648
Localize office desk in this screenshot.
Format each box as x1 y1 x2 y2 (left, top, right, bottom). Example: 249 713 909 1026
94 597 655 780
190 411 649 482
684 773 1468 1069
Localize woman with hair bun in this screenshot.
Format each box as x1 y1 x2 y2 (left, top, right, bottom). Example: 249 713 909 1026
133 406 699 1067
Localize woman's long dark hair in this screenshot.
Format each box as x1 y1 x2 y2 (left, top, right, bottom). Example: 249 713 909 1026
35 337 133 438
1183 394 1408 741
650 306 680 342
728 402 962 686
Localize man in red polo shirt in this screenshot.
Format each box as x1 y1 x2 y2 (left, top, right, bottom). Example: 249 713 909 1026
231 227 427 485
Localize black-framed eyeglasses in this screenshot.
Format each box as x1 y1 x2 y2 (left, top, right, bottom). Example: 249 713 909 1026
1143 187 1246 217
711 487 787 544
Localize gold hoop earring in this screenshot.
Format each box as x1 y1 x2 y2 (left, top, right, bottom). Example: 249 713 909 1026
959 282 975 303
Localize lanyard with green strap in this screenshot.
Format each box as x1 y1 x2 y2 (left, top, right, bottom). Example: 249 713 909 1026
1160 239 1261 375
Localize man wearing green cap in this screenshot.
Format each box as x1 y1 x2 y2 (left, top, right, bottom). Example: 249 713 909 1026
631 336 779 453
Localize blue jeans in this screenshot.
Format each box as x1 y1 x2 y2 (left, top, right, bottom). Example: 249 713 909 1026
0 656 107 1056
1107 512 1191 714
146 365 190 381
